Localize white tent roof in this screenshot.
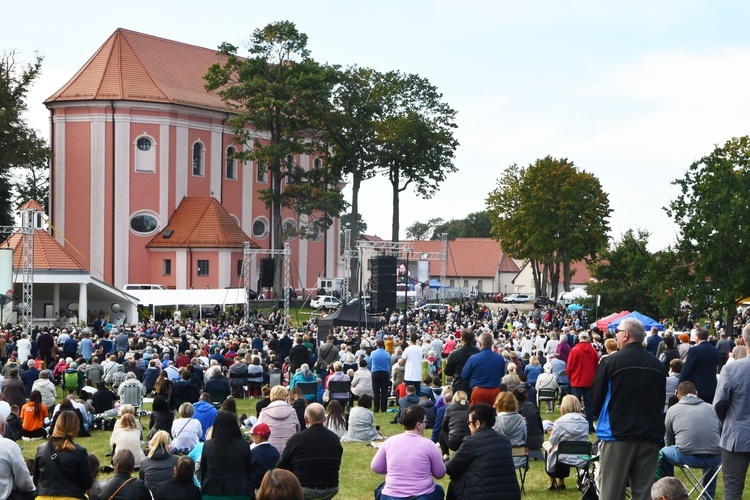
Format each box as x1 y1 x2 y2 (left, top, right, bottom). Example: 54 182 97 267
127 288 248 307
560 288 590 300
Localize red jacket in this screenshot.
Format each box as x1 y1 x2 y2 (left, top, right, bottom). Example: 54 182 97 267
567 341 599 388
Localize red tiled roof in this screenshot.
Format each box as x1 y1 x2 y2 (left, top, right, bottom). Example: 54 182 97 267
45 28 233 113
404 238 513 278
3 230 86 271
543 259 594 284
17 200 44 212
147 197 256 248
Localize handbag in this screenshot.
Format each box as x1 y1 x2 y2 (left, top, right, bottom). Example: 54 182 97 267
322 389 330 403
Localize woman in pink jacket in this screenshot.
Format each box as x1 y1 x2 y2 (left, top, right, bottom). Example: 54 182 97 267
257 385 300 454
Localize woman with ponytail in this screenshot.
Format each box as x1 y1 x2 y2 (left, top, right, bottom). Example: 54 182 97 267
33 410 94 499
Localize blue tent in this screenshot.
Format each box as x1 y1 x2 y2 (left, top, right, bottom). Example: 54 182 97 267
567 303 584 312
428 279 446 289
607 311 663 331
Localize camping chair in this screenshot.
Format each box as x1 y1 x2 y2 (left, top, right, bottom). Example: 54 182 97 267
556 441 593 480
537 388 557 413
677 462 722 500
119 383 144 416
556 371 571 406
268 371 283 388
297 382 319 403
63 371 81 394
512 446 530 494
327 380 352 411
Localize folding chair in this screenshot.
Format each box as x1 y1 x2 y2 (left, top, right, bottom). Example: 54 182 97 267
512 446 530 494
556 371 570 406
556 441 593 479
327 380 352 411
537 388 557 413
677 462 722 500
269 371 283 388
297 382 319 403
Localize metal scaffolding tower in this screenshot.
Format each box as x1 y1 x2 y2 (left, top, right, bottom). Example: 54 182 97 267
0 209 35 335
242 242 291 327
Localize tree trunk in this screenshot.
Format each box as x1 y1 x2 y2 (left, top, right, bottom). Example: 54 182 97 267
531 259 542 296
350 171 363 295
390 165 400 243
562 252 571 292
725 306 736 338
272 169 283 298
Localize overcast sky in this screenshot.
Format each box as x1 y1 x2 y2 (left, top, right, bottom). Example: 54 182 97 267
4 1 750 251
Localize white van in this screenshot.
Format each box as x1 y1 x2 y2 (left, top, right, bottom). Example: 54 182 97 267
122 284 167 291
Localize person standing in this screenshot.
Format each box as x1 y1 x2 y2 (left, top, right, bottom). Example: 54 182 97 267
679 327 719 405
0 412 35 498
444 330 479 397
461 332 505 405
592 318 666 500
445 402 520 500
713 323 750 500
566 331 599 433
277 403 343 500
403 333 424 395
370 339 391 413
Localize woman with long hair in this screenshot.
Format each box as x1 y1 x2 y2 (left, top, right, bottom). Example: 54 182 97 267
154 370 172 397
139 430 178 494
324 400 347 438
110 412 146 469
501 363 521 391
148 394 173 438
153 455 201 500
200 410 253 498
286 386 308 430
33 411 94 498
21 389 48 438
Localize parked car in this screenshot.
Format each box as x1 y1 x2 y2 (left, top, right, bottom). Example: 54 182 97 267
347 296 371 311
415 302 451 313
503 293 530 303
534 296 555 308
310 295 341 311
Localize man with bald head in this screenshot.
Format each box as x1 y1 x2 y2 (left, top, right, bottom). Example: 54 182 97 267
592 318 667 500
461 332 506 405
277 403 343 499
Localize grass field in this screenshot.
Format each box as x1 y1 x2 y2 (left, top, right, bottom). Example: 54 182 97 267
20 389 734 499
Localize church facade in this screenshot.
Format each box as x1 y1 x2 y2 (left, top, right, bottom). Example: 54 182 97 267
44 28 338 292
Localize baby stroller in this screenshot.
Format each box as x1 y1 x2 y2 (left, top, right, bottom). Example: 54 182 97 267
577 441 599 500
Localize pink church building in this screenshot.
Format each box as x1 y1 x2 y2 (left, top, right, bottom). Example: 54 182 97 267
44 28 339 292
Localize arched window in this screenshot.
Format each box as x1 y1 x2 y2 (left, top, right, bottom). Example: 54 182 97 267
282 218 297 241
449 279 455 287
134 135 156 173
463 279 469 288
226 146 237 180
192 141 204 176
477 280 483 293
313 157 322 169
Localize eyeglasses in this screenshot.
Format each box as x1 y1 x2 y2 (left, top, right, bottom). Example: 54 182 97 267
615 329 626 334
467 420 476 425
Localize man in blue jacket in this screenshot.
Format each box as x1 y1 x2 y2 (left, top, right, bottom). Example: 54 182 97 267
461 332 505 406
592 318 666 500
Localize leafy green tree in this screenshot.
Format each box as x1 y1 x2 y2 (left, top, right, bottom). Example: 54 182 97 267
375 73 458 242
406 217 443 240
204 21 346 293
486 157 611 297
0 51 50 222
666 136 750 336
431 211 492 240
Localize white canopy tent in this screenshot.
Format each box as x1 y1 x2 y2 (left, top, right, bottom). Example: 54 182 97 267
127 288 250 319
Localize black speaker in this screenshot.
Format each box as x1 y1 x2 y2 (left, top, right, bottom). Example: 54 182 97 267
260 258 275 288
371 255 397 312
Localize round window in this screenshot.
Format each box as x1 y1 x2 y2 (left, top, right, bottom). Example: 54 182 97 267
253 217 269 239
130 214 158 235
137 138 151 151
308 224 324 243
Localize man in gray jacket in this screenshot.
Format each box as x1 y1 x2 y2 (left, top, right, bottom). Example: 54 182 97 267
660 381 721 498
714 323 750 500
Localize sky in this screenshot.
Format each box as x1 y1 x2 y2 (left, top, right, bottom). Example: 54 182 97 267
4 1 750 252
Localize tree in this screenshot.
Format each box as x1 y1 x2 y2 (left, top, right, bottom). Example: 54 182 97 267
205 21 346 294
375 73 458 242
586 229 657 316
0 51 50 222
666 136 750 337
486 157 611 297
431 211 492 240
406 217 443 240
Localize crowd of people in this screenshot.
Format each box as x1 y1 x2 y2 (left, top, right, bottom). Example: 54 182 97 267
0 298 746 499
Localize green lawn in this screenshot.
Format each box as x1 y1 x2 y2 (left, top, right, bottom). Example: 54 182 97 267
22 394 736 499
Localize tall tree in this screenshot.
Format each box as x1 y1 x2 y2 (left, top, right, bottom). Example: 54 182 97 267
406 217 443 240
205 21 346 294
375 73 458 242
431 211 492 240
486 157 611 297
0 51 50 222
666 135 750 337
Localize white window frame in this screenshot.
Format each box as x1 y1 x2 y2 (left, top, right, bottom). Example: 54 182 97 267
192 140 205 177
134 134 156 173
226 146 237 180
252 216 269 240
